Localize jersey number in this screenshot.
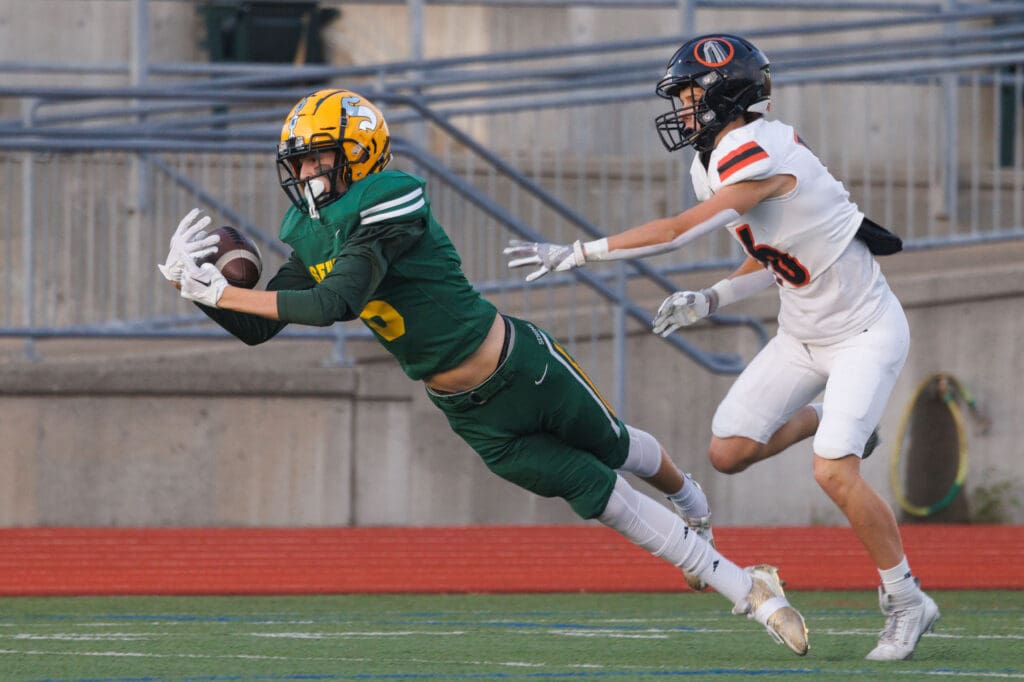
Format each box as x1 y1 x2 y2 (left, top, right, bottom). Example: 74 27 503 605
735 224 810 287
360 300 406 341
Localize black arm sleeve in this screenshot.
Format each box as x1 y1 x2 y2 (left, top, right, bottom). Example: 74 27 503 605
195 254 313 346
276 219 426 326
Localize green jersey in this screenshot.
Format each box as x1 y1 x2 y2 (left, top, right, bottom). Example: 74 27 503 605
197 169 629 523
200 170 496 380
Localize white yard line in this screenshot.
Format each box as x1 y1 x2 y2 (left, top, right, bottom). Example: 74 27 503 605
0 648 374 663
926 633 1024 640
897 672 1024 679
5 633 151 641
553 631 670 639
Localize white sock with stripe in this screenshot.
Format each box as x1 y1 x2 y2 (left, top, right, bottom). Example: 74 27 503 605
597 475 751 605
667 472 710 519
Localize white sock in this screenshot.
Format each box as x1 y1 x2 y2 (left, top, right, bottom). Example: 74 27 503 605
879 557 917 599
667 473 710 519
598 475 751 605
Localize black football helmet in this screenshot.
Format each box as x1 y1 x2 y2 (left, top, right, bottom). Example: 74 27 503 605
654 34 771 153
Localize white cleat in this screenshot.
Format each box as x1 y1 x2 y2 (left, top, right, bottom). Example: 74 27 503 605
865 583 940 661
669 477 715 591
733 564 809 656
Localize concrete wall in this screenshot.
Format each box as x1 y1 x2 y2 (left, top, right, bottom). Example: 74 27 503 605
3 240 1023 527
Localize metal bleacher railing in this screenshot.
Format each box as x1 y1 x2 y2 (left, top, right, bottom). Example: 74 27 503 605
1 1 1023 406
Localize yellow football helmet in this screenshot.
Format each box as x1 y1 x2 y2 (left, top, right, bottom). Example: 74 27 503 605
277 89 392 215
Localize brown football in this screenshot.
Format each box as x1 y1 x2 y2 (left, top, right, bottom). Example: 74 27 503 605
197 226 262 289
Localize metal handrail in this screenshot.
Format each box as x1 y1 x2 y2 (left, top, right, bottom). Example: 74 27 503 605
3 20 1021 132
1 2 1018 111
2 0 1021 371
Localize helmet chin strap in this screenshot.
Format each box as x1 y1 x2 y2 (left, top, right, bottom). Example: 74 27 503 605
303 178 326 219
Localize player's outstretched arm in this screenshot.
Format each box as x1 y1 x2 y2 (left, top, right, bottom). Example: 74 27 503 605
503 204 740 283
504 178 788 283
501 205 738 283
600 178 785 256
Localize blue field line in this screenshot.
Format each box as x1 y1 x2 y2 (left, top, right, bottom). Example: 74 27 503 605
31 670 827 682
27 669 1024 682
400 611 574 617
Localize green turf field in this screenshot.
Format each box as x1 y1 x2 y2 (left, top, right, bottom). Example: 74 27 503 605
0 590 1020 681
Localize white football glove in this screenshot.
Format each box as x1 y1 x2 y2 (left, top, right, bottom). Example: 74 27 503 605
179 258 228 307
157 208 221 282
652 289 718 337
504 239 585 282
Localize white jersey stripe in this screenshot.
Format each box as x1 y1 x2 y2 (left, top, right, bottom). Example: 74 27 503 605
360 188 423 219
360 198 426 225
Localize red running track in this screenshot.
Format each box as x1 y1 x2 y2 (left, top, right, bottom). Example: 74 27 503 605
1 525 1020 596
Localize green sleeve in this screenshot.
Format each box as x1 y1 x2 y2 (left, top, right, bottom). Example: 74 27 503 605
276 219 426 326
195 254 312 345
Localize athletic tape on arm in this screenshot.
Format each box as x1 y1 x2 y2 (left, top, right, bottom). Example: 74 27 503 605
581 208 740 262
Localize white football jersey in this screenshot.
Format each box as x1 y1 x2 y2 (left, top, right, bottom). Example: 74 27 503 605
691 118 893 344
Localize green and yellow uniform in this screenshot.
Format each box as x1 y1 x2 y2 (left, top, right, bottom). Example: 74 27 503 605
201 170 629 518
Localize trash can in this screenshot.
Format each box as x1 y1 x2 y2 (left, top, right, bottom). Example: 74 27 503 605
199 1 340 65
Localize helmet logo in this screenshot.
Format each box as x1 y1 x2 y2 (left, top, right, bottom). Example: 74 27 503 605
342 96 379 132
693 38 734 68
286 95 310 140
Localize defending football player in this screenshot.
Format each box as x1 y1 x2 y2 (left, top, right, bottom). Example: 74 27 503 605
504 34 937 661
159 88 809 655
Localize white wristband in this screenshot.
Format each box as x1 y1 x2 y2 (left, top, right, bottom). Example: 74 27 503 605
581 238 609 262
709 278 738 309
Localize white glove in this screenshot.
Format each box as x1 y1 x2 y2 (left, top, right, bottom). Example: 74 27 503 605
157 208 221 282
504 239 585 282
179 258 228 307
652 289 718 337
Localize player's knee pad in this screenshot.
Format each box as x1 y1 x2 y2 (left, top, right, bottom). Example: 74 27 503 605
618 425 663 478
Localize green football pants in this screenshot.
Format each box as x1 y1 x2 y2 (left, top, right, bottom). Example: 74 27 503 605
427 315 630 519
